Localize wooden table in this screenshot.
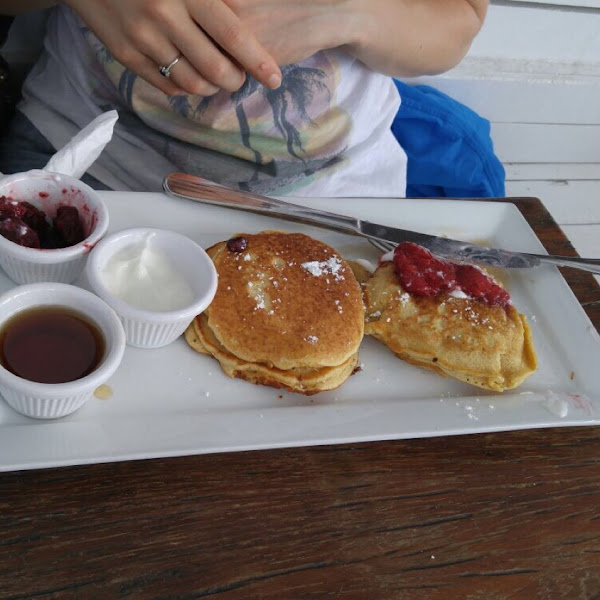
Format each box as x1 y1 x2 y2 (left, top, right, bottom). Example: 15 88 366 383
1 198 599 600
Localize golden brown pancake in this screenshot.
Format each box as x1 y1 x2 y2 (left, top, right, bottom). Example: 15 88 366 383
361 261 537 392
185 314 358 394
185 231 364 394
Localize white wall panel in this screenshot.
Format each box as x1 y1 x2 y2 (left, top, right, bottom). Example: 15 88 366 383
491 123 600 163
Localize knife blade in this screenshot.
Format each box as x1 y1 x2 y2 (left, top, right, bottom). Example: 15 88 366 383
163 172 600 275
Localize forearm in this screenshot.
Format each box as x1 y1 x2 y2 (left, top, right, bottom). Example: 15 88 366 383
344 0 488 77
0 0 56 15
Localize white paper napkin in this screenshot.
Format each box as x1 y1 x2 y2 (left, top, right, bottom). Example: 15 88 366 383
41 110 119 179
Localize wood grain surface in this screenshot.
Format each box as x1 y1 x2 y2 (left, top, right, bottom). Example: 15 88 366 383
1 198 599 600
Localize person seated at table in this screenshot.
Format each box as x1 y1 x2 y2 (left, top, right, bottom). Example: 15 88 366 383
0 0 488 196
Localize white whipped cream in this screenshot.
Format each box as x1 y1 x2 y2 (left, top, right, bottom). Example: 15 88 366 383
101 235 194 312
449 289 469 299
353 259 376 274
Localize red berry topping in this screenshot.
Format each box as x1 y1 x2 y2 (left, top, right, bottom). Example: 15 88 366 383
390 242 511 308
393 242 457 297
455 265 510 308
0 196 26 220
20 202 49 236
54 206 85 246
0 199 85 249
0 218 41 248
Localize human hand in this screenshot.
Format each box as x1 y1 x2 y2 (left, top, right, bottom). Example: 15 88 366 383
222 0 359 67
65 0 282 96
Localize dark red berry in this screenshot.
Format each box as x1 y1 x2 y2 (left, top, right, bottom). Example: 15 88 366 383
393 242 456 297
20 202 49 236
0 196 26 220
455 265 510 308
0 200 87 249
226 236 248 253
0 218 41 248
54 206 85 246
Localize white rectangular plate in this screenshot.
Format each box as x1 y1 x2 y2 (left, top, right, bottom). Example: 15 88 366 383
1 193 599 472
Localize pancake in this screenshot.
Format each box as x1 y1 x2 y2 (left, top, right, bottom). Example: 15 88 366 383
361 261 537 392
185 314 358 394
185 231 364 394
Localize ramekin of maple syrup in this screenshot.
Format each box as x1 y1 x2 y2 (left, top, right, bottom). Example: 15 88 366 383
0 282 125 419
0 170 109 285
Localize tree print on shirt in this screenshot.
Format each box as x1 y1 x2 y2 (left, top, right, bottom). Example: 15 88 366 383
190 63 330 187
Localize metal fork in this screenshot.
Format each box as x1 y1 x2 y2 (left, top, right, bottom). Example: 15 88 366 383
369 238 396 254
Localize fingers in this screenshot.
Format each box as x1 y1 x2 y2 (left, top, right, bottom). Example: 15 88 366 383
163 19 247 93
109 44 184 97
186 0 282 90
71 0 282 98
129 26 221 96
160 55 221 97
131 53 221 98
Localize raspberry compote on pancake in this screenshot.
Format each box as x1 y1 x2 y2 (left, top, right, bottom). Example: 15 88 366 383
358 242 537 392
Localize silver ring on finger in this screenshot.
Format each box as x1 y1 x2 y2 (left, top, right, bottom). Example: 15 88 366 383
158 54 181 78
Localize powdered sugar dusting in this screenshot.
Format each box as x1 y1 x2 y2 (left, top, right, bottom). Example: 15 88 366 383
254 293 265 310
301 256 345 281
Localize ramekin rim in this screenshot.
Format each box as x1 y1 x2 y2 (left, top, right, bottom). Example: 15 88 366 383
0 282 126 396
0 170 109 263
86 227 218 324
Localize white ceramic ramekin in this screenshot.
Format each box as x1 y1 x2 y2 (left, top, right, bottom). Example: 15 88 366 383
0 283 126 419
0 170 109 284
86 228 218 348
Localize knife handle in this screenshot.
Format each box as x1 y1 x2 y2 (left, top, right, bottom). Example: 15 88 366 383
163 172 361 236
537 255 600 275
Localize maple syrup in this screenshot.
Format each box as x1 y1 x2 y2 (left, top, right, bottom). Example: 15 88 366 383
0 306 105 384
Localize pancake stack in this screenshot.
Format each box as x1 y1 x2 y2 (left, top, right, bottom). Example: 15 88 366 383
357 259 537 392
185 231 364 394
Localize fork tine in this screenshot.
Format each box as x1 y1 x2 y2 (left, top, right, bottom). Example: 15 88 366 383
368 238 396 254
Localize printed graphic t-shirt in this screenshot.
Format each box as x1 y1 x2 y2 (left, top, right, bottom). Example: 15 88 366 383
20 5 407 197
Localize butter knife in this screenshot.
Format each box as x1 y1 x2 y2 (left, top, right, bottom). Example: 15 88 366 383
163 172 600 275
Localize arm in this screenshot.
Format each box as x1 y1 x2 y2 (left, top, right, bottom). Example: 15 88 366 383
346 0 489 77
0 1 56 15
225 0 487 78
